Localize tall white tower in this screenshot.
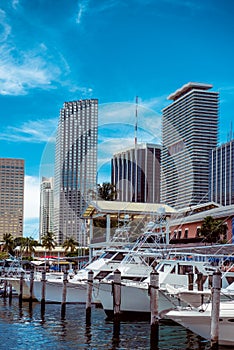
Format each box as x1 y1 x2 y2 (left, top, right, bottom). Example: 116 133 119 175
39 177 54 241
54 99 98 245
161 82 218 209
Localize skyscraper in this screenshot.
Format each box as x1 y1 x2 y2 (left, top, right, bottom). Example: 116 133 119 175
39 177 54 241
161 82 218 209
210 139 234 206
0 158 24 240
54 99 98 245
111 143 161 203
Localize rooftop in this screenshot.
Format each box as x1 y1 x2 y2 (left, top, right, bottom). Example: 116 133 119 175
167 82 213 101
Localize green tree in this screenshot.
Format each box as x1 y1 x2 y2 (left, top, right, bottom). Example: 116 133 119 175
41 231 56 255
97 182 117 201
21 237 38 257
2 233 14 255
200 216 226 243
62 237 78 253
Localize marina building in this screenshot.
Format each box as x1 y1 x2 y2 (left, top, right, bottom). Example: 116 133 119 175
111 143 161 203
209 139 234 206
39 177 54 241
161 82 219 209
0 158 24 240
53 99 98 246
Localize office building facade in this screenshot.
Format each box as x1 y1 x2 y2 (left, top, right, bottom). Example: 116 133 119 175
210 139 234 205
111 143 161 203
161 82 219 209
0 158 24 240
39 177 54 241
54 99 98 245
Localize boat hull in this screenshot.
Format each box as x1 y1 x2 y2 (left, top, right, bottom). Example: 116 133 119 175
166 302 234 346
96 281 177 320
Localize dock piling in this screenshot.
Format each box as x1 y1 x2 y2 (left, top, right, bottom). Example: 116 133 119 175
61 271 68 318
188 272 194 291
113 269 121 321
29 270 34 305
41 271 46 312
86 270 94 324
210 270 221 348
19 271 24 306
150 268 159 348
8 283 13 304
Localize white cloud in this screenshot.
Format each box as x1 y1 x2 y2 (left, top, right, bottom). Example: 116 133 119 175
76 0 89 24
0 118 57 143
0 9 11 42
24 175 40 220
0 43 63 95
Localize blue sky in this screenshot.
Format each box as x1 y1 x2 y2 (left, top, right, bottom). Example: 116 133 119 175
0 0 233 239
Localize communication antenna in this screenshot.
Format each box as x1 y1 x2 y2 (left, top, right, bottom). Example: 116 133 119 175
135 96 138 146
134 96 138 202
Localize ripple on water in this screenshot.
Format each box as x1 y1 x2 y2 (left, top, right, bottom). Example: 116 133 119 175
0 299 218 350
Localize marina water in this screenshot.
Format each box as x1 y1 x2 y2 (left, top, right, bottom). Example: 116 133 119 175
0 298 229 350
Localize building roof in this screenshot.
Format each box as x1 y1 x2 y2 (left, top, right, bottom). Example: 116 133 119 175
82 200 177 218
167 82 213 101
171 204 234 226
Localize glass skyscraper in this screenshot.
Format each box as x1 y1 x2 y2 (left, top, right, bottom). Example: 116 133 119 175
0 158 24 240
111 143 161 203
39 177 54 241
210 140 234 205
161 82 219 209
54 99 98 245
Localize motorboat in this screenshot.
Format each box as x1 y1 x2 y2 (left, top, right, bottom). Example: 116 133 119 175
95 253 234 319
165 300 234 346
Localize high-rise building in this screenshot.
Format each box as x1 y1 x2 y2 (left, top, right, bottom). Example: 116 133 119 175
209 139 234 205
54 99 98 245
161 82 218 209
0 158 24 240
39 177 54 241
111 143 161 203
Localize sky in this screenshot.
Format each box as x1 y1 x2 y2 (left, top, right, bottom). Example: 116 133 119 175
0 0 234 239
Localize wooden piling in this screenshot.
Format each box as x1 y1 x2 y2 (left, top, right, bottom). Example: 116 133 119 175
61 271 68 318
29 270 34 304
41 271 46 312
8 283 13 304
150 269 159 349
19 271 24 305
188 272 194 291
113 269 121 321
210 270 222 348
3 279 7 298
196 272 204 306
196 272 204 291
86 270 94 324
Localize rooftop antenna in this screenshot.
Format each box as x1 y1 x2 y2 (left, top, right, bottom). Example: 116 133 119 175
135 96 138 146
134 96 138 202
231 121 233 142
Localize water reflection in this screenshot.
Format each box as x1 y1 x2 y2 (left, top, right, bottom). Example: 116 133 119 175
0 299 227 350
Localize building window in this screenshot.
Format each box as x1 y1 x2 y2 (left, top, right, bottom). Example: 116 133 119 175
184 228 188 239
196 226 201 237
178 230 182 239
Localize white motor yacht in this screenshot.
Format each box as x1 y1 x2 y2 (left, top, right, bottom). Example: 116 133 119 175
165 300 234 346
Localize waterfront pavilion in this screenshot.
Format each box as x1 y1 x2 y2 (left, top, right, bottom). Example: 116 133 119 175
82 200 177 256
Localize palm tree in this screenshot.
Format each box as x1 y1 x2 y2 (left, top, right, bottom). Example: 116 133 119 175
62 237 78 253
21 237 38 258
97 182 117 201
2 233 14 255
41 231 56 256
200 216 226 243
